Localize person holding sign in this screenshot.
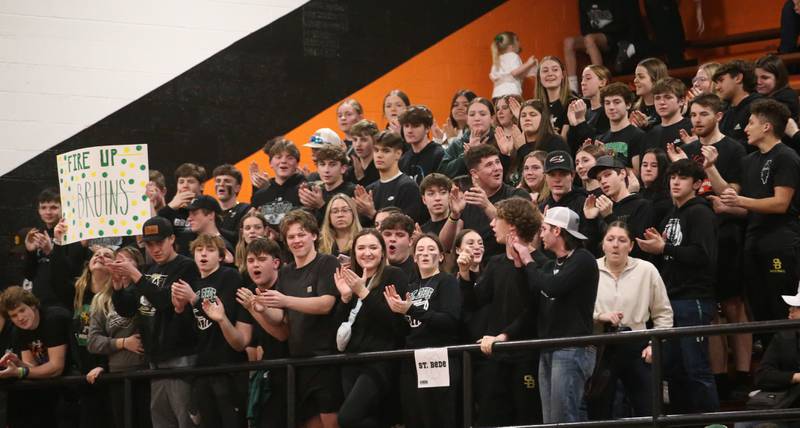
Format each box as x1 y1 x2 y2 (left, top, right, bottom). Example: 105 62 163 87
333 229 408 428
385 233 461 428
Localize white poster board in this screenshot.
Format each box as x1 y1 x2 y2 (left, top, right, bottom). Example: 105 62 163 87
414 347 450 388
56 144 150 244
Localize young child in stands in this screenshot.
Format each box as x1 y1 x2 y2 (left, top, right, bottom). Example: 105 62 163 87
490 31 537 99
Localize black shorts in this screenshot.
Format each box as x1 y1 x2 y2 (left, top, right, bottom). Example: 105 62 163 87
714 224 744 301
295 366 343 421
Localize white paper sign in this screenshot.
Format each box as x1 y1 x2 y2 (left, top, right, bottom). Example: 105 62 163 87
56 144 150 244
414 347 450 388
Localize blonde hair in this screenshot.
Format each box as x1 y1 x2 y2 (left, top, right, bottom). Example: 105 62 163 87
491 32 518 67
698 62 721 95
585 64 611 86
319 194 362 255
76 247 114 314
90 246 143 316
535 56 572 106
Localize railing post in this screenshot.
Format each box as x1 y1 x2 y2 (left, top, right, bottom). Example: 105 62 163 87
462 351 472 428
651 336 664 427
287 364 296 428
123 378 133 428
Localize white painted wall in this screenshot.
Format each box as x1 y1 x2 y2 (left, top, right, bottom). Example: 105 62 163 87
0 0 308 176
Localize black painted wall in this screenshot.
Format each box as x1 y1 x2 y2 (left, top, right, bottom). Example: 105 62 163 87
0 0 505 286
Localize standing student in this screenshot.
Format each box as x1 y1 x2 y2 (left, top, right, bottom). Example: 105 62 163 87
489 31 537 99
540 151 591 238
574 143 608 195
597 82 645 174
439 97 509 178
158 163 206 254
235 238 289 428
346 119 381 187
399 105 445 184
303 128 346 180
419 173 452 236
108 216 200 428
186 195 235 260
642 77 693 153
333 229 408 428
494 95 523 148
689 62 721 100
441 145 529 258
337 99 364 146
148 170 168 215
383 89 410 134
354 131 424 224
755 54 799 120
535 56 576 138
509 207 598 423
319 194 362 257
233 212 269 274
719 99 800 326
713 60 761 147
639 148 673 229
567 65 611 154
515 100 570 179
461 198 544 426
379 213 417 280
212 164 251 239
257 210 342 428
637 159 720 414
630 58 668 130
299 145 355 221
385 233 461 428
251 138 307 227
518 151 551 206
455 229 487 343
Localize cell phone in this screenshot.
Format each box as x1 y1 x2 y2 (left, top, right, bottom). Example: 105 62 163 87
453 175 473 193
337 254 351 265
590 187 605 198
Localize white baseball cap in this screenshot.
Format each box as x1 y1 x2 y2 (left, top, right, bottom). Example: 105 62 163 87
782 283 800 307
543 206 587 240
304 128 343 149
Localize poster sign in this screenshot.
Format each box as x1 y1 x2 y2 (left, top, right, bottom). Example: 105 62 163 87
56 144 150 244
414 347 450 388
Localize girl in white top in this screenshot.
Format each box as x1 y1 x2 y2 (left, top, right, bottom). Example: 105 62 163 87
489 31 537 99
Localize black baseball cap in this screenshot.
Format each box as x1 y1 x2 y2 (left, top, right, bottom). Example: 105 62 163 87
588 155 627 179
187 195 221 214
142 216 174 242
544 150 575 173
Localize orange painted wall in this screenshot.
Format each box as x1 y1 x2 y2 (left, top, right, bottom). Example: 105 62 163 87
211 0 785 201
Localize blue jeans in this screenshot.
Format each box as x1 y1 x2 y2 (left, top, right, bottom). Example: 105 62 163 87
539 346 596 423
664 299 720 413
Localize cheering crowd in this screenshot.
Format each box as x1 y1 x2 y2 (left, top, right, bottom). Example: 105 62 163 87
4 14 800 428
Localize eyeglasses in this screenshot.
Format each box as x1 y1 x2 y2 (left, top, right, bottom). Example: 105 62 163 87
331 207 352 215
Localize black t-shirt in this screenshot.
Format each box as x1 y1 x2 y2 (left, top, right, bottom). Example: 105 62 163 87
276 253 339 357
157 206 194 256
15 306 71 367
739 143 800 252
641 117 693 154
461 184 529 258
0 321 16 356
399 142 445 185
314 181 356 223
366 173 424 223
549 97 576 135
597 124 645 166
421 218 446 236
637 103 659 129
404 272 461 349
251 173 306 226
516 135 570 174
720 93 762 148
392 256 418 283
220 202 251 240
252 322 289 361
191 266 251 366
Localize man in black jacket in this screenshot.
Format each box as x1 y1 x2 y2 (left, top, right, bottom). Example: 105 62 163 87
637 159 720 414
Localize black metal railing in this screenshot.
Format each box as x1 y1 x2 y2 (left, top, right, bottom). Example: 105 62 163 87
4 319 800 428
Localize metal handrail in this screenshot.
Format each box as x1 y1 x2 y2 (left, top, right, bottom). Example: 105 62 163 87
3 319 800 427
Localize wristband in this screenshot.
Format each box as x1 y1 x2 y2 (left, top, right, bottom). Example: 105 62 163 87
448 214 460 222
122 337 126 350
18 367 28 379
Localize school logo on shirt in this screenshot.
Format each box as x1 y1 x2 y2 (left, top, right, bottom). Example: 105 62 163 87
663 218 683 260
387 196 395 202
770 258 786 273
193 287 217 330
406 286 434 328
760 160 773 185
139 296 155 317
604 142 629 160
29 340 47 365
587 6 612 29
146 273 168 289
174 218 190 233
734 123 742 130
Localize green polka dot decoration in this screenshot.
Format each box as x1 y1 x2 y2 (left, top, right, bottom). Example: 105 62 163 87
79 232 83 238
126 229 132 235
102 172 108 178
136 145 142 151
139 165 146 171
81 173 86 178
133 215 139 221
98 230 104 236
85 222 90 228
121 159 127 165
141 195 148 201
60 168 64 174
128 179 134 185
109 220 115 226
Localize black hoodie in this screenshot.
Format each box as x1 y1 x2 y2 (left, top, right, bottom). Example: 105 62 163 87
720 93 762 149
657 196 718 300
771 86 799 120
540 187 593 240
251 173 306 226
585 193 654 258
402 272 461 349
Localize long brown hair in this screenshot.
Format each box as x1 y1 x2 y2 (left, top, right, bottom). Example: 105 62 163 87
349 229 388 290
535 56 571 106
234 212 269 274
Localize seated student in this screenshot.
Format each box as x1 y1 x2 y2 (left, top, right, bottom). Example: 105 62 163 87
373 206 402 231
515 100 570 179
574 143 608 195
713 60 761 147
172 234 252 428
87 246 150 428
233 212 269 275
345 119 380 187
108 216 200 428
354 131 424 224
251 138 307 227
399 105 445 184
719 99 800 325
336 99 364 148
439 97 511 178
147 170 168 216
159 162 206 246
385 233 461 428
462 198 545 426
508 207 599 423
519 151 551 206
637 159 720 414
319 194 362 257
584 155 654 257
419 173 452 236
441 89 477 144
24 187 86 309
441 145 529 258
755 54 799 120
535 56 576 138
235 237 289 428
567 65 612 154
379 213 416 280
494 95 524 149
332 229 408 428
639 148 673 229
596 82 645 174
629 58 669 130
299 145 355 221
256 210 342 428
0 286 73 427
642 77 693 153
383 89 410 135
211 164 251 240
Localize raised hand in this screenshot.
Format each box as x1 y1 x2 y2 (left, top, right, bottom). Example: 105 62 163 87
635 227 666 255
508 96 522 119
595 195 614 218
567 99 587 126
720 187 740 208
494 127 513 155
342 267 369 298
666 143 688 162
431 122 445 142
168 190 195 210
383 284 412 314
334 267 354 303
700 145 718 169
298 184 325 209
353 185 376 218
449 186 466 218
202 298 226 322
678 129 698 146
442 121 457 139
583 195 600 219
